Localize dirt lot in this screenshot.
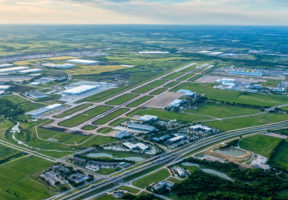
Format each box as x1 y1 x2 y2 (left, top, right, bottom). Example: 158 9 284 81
144 91 183 109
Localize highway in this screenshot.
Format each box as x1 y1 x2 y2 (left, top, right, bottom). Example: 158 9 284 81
53 120 288 200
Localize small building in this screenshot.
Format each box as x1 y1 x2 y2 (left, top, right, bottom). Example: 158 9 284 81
140 115 158 122
173 166 186 177
128 123 156 132
67 59 99 65
178 89 196 97
28 104 62 116
167 134 186 143
116 130 131 139
0 85 10 90
63 85 99 95
123 142 149 152
67 173 89 184
28 91 48 99
169 99 184 108
152 135 171 142
152 180 174 191
190 124 212 132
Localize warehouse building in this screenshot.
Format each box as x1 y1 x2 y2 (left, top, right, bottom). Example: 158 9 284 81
41 63 75 69
0 64 13 68
116 130 131 139
167 134 186 143
67 59 99 65
27 91 48 99
28 104 62 116
20 68 43 74
123 142 149 152
178 89 196 97
169 99 184 108
0 66 29 74
140 115 158 122
128 123 156 132
190 124 212 132
0 85 11 90
63 85 99 95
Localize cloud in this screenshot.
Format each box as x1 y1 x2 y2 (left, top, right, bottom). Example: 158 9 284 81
0 0 287 24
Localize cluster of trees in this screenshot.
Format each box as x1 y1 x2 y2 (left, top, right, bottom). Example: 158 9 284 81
122 193 159 200
0 99 24 120
171 158 288 199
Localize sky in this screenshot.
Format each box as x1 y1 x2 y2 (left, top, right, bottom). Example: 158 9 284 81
0 0 288 25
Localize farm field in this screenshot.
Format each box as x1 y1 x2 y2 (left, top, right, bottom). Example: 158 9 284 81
55 103 92 118
126 96 153 107
0 156 53 200
59 105 113 127
239 135 283 157
93 108 129 125
106 93 138 105
134 108 213 122
172 83 288 107
132 80 166 94
205 113 288 131
270 141 288 171
187 104 260 118
132 168 170 188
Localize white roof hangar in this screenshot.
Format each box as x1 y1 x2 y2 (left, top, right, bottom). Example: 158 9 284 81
28 104 62 116
0 66 29 74
67 59 99 65
63 85 99 95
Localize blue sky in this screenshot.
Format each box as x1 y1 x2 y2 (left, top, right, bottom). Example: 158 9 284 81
0 0 287 25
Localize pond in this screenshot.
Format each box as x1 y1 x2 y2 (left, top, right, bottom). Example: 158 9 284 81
86 153 144 162
214 147 248 157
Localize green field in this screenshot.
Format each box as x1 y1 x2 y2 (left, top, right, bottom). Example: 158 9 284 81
117 186 140 194
97 127 113 134
95 194 117 200
162 72 183 80
126 96 153 107
164 81 180 88
55 104 92 118
172 83 288 107
150 88 167 95
0 95 44 112
205 113 288 131
134 108 212 122
0 156 53 200
106 93 138 105
270 141 288 171
187 104 260 118
240 135 283 157
132 168 170 188
0 144 19 159
132 80 166 94
82 125 97 130
59 105 112 127
93 108 129 125
109 118 129 127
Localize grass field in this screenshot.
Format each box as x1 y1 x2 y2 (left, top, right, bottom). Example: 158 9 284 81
97 127 113 134
270 141 288 171
106 93 138 105
126 96 153 107
132 80 166 94
134 108 212 122
93 108 129 125
132 168 170 188
164 81 180 88
117 186 140 194
150 88 167 95
0 156 53 200
172 83 288 107
68 65 126 75
0 95 44 112
82 125 97 130
239 135 283 157
59 105 113 127
0 144 19 159
109 118 129 126
205 113 288 131
55 104 92 118
95 194 117 200
187 104 260 118
162 72 183 80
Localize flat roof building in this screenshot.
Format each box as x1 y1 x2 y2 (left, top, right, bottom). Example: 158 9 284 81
178 89 196 97
41 63 75 69
63 85 99 95
139 51 169 54
0 85 10 90
167 134 186 143
116 130 131 139
0 66 29 74
128 123 156 132
190 124 212 132
0 91 5 95
28 91 48 99
67 59 99 65
169 99 184 107
140 115 158 122
28 104 62 116
0 64 13 68
20 68 43 74
123 142 149 152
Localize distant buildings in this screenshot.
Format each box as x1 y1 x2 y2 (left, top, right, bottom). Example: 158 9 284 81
27 91 48 99
63 85 99 95
19 68 43 74
128 123 156 132
228 70 263 77
41 63 75 69
140 115 158 122
28 104 62 116
0 66 29 74
0 64 13 68
67 59 99 65
138 51 170 54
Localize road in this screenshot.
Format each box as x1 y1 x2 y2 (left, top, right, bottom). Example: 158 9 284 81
52 120 288 200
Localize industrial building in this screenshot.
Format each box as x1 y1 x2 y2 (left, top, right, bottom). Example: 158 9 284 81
67 59 99 65
0 85 10 90
28 104 62 116
173 167 186 177
140 115 158 122
152 135 171 142
123 142 149 152
27 91 48 99
190 124 212 132
228 70 263 77
116 130 131 139
0 64 13 68
0 91 5 95
167 134 186 143
169 99 184 108
216 78 236 90
138 51 170 54
63 85 99 95
178 89 196 97
0 66 29 74
20 68 43 74
128 123 156 132
41 63 75 69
